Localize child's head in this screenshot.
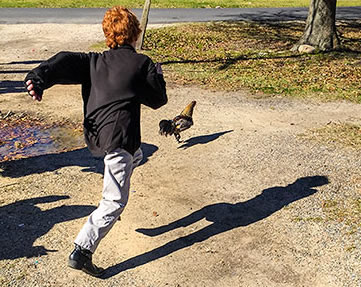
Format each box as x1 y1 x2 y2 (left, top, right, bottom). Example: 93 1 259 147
102 6 142 49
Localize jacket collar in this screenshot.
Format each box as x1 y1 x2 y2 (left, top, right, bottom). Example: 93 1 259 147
113 44 136 52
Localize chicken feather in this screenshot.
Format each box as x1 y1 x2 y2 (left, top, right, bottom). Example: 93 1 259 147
159 101 196 143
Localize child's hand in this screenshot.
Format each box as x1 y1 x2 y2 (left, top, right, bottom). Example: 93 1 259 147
155 63 163 75
25 80 42 101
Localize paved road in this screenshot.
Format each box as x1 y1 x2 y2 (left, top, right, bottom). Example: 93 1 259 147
0 7 360 24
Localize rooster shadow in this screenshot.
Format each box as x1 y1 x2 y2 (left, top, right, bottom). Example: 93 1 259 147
178 130 233 149
102 175 329 279
0 195 95 260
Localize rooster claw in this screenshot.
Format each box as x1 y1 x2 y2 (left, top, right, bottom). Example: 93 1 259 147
174 133 181 143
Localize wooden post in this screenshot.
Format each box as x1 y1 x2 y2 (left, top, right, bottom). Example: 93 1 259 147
136 0 151 51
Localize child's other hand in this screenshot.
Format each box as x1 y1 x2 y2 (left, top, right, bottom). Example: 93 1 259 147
25 80 42 101
155 63 163 75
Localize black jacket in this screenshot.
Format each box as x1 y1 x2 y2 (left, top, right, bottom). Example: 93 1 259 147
25 45 167 156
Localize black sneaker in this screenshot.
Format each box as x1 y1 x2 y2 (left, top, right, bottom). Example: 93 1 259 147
68 244 105 277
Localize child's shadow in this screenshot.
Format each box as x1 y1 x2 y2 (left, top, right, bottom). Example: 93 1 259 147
0 195 95 260
102 175 329 279
0 142 158 178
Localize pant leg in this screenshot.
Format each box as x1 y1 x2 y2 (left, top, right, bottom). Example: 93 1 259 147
132 148 143 171
74 148 140 253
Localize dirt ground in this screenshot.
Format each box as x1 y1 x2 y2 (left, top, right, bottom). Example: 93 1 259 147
0 24 361 287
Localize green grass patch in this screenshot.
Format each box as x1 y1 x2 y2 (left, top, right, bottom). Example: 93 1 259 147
292 216 323 223
303 122 361 149
293 199 361 234
322 199 361 229
2 0 361 8
345 245 356 252
91 21 361 102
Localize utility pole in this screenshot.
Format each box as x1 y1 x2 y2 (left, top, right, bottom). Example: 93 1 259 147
136 0 151 51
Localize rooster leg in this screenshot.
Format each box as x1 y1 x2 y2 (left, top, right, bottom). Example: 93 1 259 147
174 132 181 143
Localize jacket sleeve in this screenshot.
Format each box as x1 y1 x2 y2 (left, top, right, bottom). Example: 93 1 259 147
139 57 168 109
24 51 91 94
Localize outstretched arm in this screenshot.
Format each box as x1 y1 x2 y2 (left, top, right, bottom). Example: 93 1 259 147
139 58 168 109
24 51 92 101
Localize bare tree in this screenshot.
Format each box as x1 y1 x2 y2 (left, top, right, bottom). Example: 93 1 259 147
136 0 151 51
293 0 340 52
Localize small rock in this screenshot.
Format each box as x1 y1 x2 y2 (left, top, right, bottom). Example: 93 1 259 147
298 44 316 54
14 141 23 149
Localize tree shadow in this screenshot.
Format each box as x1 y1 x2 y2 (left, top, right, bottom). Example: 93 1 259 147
0 80 26 94
215 7 360 22
0 70 30 74
0 59 43 94
217 7 309 22
178 130 233 150
0 195 96 260
159 51 308 72
0 142 158 178
157 19 361 71
102 175 329 279
335 7 361 21
0 60 43 65
160 53 303 69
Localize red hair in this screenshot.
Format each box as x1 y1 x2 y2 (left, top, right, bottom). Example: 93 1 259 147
102 6 141 48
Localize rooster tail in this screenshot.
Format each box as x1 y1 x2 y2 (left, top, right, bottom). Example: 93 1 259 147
180 101 196 117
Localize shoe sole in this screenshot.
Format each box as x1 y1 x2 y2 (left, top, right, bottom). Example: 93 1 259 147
68 259 104 277
81 267 105 277
68 259 83 270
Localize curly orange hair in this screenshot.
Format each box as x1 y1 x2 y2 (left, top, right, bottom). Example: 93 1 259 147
102 6 142 48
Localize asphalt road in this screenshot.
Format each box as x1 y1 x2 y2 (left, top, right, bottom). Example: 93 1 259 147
0 7 360 24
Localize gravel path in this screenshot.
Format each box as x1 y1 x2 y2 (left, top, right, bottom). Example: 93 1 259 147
0 23 360 287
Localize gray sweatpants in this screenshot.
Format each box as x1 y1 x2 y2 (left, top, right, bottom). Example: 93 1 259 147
74 148 143 253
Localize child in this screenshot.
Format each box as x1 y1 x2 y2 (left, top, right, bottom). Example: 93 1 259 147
24 6 167 277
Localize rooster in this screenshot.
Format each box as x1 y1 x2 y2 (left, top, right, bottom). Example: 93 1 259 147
159 101 196 143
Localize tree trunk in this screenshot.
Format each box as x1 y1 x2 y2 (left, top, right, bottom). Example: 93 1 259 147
292 0 340 52
136 0 151 51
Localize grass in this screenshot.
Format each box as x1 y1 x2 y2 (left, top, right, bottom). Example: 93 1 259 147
2 0 361 8
303 122 361 149
292 216 323 223
293 198 361 243
92 21 361 102
322 199 361 229
300 122 361 230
